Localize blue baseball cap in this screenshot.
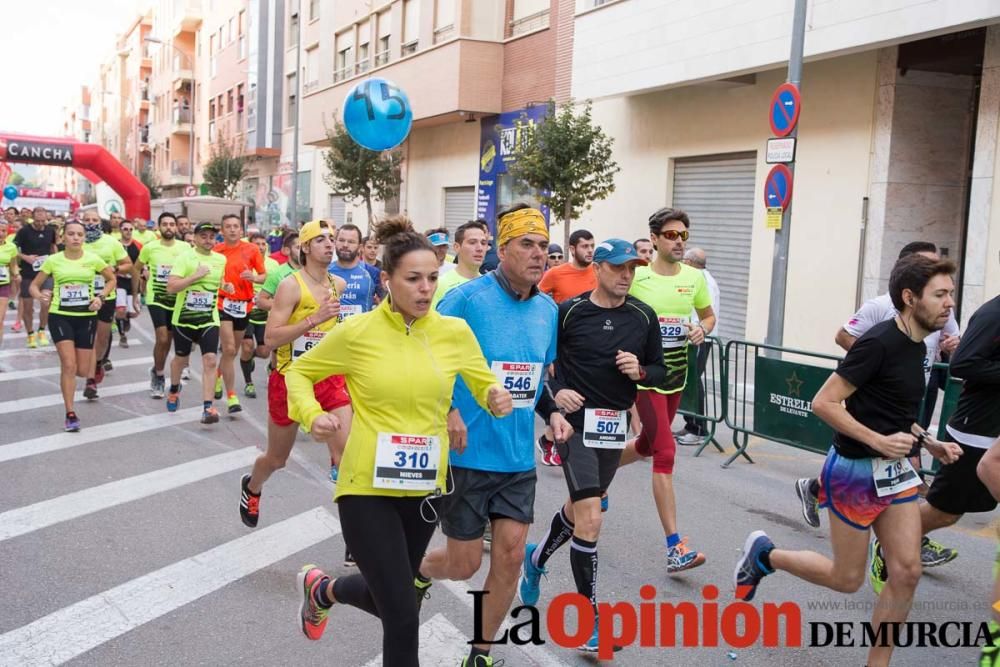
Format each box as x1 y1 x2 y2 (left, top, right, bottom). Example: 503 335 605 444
593 238 648 266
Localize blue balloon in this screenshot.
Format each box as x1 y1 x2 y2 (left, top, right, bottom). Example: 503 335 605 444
2 185 17 201
343 77 413 151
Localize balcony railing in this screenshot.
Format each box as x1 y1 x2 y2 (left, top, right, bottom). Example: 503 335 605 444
170 160 190 176
333 66 352 83
401 40 418 56
433 25 455 44
509 9 549 36
373 49 390 66
303 79 319 93
355 59 370 75
173 107 192 123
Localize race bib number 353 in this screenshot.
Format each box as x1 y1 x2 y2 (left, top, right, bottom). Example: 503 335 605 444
491 361 543 409
373 433 440 492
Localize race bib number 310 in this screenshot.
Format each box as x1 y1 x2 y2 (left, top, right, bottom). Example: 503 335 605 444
491 361 543 409
583 408 627 449
373 433 441 492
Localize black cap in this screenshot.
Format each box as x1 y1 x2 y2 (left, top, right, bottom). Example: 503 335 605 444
194 222 216 234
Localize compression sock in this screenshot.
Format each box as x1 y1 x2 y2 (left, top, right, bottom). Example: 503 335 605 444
169 384 181 394
809 478 820 497
570 535 599 612
535 506 575 569
240 358 254 384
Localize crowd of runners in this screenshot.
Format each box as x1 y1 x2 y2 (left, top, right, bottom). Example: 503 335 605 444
2 201 998 666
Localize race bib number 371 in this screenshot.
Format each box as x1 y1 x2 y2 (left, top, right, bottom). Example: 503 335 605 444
491 361 543 409
373 433 441 492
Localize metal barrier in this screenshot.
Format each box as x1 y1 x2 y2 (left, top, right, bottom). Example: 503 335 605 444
675 337 726 457
919 362 963 477
723 340 840 468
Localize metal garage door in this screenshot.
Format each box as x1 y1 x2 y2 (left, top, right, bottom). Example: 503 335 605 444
328 194 347 226
443 186 476 237
671 152 756 342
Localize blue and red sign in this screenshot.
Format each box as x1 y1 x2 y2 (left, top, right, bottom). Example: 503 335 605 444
764 164 793 209
769 83 801 138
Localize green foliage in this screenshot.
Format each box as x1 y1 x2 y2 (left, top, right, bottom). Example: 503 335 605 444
202 134 249 199
506 99 620 248
323 120 403 231
139 165 162 200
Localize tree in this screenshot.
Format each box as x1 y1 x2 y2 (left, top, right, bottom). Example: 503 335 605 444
8 172 24 187
139 165 162 200
323 121 403 232
506 100 620 249
202 133 248 199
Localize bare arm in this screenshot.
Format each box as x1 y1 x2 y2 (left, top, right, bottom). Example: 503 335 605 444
834 328 856 352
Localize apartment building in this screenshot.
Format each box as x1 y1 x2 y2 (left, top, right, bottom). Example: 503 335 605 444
55 86 95 202
562 0 1000 354
297 0 574 233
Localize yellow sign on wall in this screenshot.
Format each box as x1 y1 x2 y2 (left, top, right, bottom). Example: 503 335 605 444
766 207 783 230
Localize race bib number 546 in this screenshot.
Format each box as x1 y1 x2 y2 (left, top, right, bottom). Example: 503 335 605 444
491 361 543 409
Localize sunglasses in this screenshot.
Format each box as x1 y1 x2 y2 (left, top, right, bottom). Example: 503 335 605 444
548 254 563 260
657 230 689 241
121 227 133 232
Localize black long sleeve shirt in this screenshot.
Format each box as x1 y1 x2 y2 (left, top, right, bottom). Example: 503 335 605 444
948 295 1000 441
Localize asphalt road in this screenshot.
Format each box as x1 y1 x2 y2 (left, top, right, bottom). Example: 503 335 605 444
0 310 995 666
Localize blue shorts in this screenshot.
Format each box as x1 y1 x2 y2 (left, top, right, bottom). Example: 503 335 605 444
818 447 919 530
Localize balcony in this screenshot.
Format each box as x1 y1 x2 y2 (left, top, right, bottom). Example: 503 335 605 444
301 38 503 146
401 40 418 57
355 59 370 75
171 0 202 37
303 79 320 93
509 9 549 37
166 159 192 185
433 25 455 44
333 66 351 83
171 107 193 134
173 57 194 88
373 50 390 67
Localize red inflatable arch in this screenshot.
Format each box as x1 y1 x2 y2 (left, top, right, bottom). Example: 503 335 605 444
0 132 150 220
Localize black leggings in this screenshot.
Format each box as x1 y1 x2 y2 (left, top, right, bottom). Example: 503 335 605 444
333 495 438 666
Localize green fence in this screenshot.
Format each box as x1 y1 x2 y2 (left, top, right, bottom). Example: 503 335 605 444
676 337 726 457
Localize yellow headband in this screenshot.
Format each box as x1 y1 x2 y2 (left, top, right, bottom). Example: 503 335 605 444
497 208 549 247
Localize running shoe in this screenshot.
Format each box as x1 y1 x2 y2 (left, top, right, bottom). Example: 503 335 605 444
227 395 242 414
483 522 493 547
11 320 21 332
119 334 128 348
36 330 49 346
201 406 220 424
536 436 561 466
344 549 355 567
461 656 500 667
240 473 260 528
244 382 256 398
83 381 99 400
166 392 180 412
329 464 338 483
665 537 706 573
26 333 36 348
869 539 887 595
149 367 158 396
297 564 331 641
64 412 81 432
414 575 433 613
103 359 113 372
795 477 821 528
94 364 105 385
181 367 190 382
601 492 609 513
921 535 958 567
518 543 546 605
676 432 703 446
214 375 223 400
734 530 775 601
577 617 622 654
150 373 165 399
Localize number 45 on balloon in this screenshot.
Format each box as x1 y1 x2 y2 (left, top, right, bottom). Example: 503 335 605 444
343 77 414 152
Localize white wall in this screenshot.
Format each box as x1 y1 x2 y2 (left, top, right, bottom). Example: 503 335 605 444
573 0 1000 100
404 120 480 231
577 52 879 354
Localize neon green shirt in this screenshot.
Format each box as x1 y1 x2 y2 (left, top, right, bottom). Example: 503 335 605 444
85 234 128 302
248 256 281 324
0 242 18 285
137 240 191 308
169 249 228 329
39 251 109 316
262 262 296 297
431 269 475 309
134 229 158 246
628 263 711 394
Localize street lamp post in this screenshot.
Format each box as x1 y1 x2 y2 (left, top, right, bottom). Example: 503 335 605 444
144 36 196 188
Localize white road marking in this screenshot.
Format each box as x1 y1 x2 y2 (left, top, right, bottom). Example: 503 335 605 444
0 380 150 414
0 408 203 463
0 447 258 541
0 506 341 666
363 613 468 667
0 355 150 382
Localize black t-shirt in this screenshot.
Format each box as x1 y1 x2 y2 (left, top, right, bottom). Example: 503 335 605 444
833 319 926 459
948 294 1000 440
13 224 57 275
549 293 666 429
117 241 142 292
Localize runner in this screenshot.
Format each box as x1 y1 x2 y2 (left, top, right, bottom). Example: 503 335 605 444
430 220 489 308
29 220 116 432
417 204 570 667
519 238 663 652
212 214 265 413
79 210 132 400
735 254 962 667
132 213 190 398
425 227 456 274
287 216 511 665
633 237 654 262
536 229 597 466
164 221 228 424
328 223 375 320
108 212 124 239
239 220 348 528
134 219 158 246
358 233 385 302
869 293 999 593
618 207 715 573
240 232 279 398
256 232 300 313
361 233 382 270
546 243 564 269
114 220 143 348
14 206 58 347
0 223 20 348
175 215 192 238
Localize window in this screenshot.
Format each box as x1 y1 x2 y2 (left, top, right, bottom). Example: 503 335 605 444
209 100 215 120
236 84 244 129
334 30 354 82
309 0 319 21
227 89 234 114
510 0 550 36
287 73 297 126
289 10 299 47
375 10 391 65
238 10 246 58
305 47 319 91
218 26 224 49
357 42 369 73
434 0 455 42
402 0 419 53
357 21 370 73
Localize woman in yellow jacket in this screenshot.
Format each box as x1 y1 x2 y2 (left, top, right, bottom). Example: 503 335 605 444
287 216 512 665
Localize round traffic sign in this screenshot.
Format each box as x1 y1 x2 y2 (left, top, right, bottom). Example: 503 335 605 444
763 164 793 209
769 83 801 138
184 185 198 197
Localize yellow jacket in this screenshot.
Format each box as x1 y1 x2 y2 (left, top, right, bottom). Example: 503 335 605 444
286 298 502 499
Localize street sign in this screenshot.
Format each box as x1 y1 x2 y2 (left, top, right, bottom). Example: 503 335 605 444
766 207 783 229
96 182 125 217
769 82 801 138
763 164 793 209
184 184 198 197
766 138 796 164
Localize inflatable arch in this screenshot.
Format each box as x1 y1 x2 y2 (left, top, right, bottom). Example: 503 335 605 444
0 132 150 220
